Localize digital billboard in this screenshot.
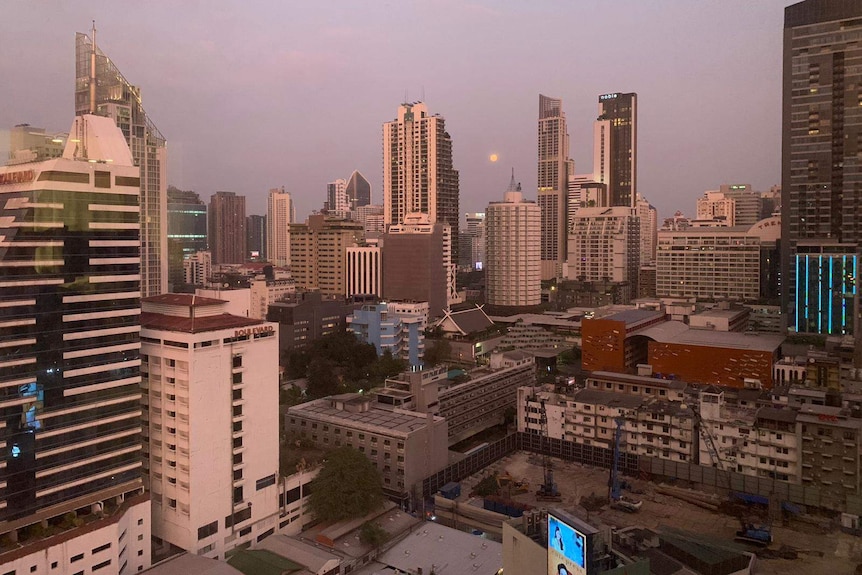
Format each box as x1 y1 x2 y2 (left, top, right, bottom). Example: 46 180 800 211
548 513 586 575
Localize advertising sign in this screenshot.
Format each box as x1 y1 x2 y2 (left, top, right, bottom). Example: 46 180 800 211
548 513 586 575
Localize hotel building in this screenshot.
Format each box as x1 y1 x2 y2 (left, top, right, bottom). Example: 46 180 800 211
140 294 281 559
0 114 150 572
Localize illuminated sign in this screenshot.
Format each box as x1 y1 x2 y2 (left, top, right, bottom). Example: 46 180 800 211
0 170 36 186
599 93 619 101
234 325 275 338
548 513 586 575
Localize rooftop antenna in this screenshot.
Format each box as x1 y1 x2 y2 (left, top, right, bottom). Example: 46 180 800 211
89 20 97 115
403 89 408 104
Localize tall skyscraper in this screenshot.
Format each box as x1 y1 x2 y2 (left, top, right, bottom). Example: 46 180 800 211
247 214 267 260
167 187 207 288
75 31 168 297
267 187 294 267
593 92 637 208
782 0 862 337
0 114 150 570
209 191 246 264
325 178 348 215
636 194 658 265
486 174 541 307
382 102 460 259
537 94 571 280
345 170 372 210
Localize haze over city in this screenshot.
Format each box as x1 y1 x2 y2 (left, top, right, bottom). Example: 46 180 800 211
0 0 786 220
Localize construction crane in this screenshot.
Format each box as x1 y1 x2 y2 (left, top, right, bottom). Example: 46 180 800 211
686 403 773 546
609 418 641 512
535 398 561 501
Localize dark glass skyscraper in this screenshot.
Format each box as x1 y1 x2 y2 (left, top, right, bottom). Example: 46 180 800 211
781 0 862 336
208 191 246 264
345 170 371 210
594 92 637 208
0 115 145 524
247 214 267 259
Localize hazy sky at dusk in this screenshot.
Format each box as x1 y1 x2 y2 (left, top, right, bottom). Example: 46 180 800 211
0 1 788 221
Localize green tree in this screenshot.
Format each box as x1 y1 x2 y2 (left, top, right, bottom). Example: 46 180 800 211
307 357 339 399
359 521 390 549
473 473 500 497
309 446 384 522
423 339 451 366
370 350 407 384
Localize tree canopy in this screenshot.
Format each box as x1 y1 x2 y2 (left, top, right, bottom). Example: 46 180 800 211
308 446 384 522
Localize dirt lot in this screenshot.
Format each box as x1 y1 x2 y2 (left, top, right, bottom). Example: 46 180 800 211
457 451 862 575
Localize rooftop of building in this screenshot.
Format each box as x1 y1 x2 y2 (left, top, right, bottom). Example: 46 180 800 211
572 388 645 410
140 312 264 334
691 308 749 320
489 313 583 328
756 406 798 424
256 535 340 574
226 549 306 575
639 321 784 352
435 305 495 336
144 553 244 575
142 293 226 307
601 309 666 329
357 520 502 575
589 371 689 391
288 397 442 437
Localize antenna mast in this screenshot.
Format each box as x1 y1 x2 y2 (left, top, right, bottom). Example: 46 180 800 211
89 20 97 114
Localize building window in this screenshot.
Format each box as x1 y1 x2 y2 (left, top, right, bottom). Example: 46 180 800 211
92 543 111 554
198 521 218 540
92 560 111 571
71 554 84 563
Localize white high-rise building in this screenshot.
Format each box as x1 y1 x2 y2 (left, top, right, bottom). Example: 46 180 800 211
636 194 658 265
382 102 460 258
326 178 349 216
140 294 281 559
567 206 640 288
696 185 762 228
486 175 541 306
183 250 213 286
267 187 294 267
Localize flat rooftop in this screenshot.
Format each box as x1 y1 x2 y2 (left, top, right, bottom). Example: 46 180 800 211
288 399 441 437
603 308 666 328
373 521 502 574
640 321 784 352
140 312 263 334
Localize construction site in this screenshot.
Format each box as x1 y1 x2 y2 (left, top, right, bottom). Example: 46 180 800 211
434 450 862 575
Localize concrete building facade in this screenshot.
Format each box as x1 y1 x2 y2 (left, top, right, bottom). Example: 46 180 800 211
267 188 295 268
537 94 571 280
285 394 448 503
140 295 281 559
485 176 541 307
209 192 247 265
290 215 364 296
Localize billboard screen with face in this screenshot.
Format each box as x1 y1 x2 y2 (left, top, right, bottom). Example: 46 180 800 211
548 513 587 575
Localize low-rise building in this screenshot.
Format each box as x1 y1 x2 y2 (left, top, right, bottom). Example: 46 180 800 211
285 394 448 504
250 278 296 320
797 404 862 509
266 291 351 355
348 302 425 367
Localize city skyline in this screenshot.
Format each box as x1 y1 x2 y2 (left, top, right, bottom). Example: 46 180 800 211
1 1 785 221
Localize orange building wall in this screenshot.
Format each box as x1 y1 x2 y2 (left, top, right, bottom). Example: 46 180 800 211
582 319 627 373
648 342 776 388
